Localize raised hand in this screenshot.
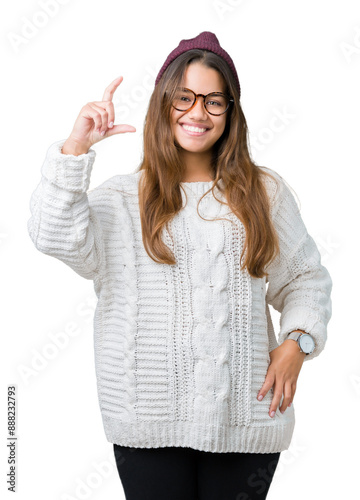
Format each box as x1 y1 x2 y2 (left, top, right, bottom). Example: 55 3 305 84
62 76 136 155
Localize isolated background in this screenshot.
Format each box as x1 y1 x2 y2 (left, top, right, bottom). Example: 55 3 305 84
2 0 359 498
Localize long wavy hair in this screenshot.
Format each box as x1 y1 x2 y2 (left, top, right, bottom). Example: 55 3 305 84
136 49 285 279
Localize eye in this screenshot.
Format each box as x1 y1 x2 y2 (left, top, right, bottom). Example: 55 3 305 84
207 100 221 106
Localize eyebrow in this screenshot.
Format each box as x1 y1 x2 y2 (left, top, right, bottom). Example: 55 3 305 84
180 87 226 94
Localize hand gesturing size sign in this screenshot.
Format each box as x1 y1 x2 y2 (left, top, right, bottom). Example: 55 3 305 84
62 76 136 156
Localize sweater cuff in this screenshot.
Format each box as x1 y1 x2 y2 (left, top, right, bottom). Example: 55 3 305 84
278 307 326 362
41 139 96 192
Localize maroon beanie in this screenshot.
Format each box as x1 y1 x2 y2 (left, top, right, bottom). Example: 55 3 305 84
154 31 241 98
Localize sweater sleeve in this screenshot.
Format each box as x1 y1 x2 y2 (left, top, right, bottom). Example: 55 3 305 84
265 177 333 362
27 139 105 281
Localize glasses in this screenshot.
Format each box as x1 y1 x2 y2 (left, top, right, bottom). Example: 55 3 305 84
171 87 234 116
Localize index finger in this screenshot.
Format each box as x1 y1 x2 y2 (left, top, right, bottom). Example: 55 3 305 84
102 76 123 102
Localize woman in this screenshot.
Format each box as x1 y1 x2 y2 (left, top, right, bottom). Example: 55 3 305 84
28 31 332 499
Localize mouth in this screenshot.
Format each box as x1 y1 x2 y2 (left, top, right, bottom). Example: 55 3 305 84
179 123 210 136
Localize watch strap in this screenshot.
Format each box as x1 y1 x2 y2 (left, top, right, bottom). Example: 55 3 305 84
287 331 303 341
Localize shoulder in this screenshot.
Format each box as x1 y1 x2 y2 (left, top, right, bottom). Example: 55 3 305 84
258 165 299 215
258 166 283 211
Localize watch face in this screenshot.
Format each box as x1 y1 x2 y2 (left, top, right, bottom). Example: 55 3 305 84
299 334 315 353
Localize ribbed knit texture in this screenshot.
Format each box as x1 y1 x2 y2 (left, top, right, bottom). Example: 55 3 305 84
27 139 332 454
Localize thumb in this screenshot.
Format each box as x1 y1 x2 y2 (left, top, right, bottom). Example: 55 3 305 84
106 124 136 137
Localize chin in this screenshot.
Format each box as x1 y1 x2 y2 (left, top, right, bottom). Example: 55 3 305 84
174 136 214 152
177 143 213 154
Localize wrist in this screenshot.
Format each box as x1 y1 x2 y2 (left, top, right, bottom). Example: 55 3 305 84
62 137 90 156
285 339 307 350
286 330 315 356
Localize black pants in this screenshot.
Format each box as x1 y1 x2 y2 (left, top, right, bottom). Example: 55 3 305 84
113 444 281 500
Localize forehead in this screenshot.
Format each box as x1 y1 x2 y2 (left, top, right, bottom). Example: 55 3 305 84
181 62 226 94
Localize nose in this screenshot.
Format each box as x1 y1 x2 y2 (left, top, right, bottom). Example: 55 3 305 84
186 96 208 120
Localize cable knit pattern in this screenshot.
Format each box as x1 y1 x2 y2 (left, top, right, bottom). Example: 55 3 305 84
27 139 333 453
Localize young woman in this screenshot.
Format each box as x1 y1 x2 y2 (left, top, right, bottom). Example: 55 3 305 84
28 31 332 500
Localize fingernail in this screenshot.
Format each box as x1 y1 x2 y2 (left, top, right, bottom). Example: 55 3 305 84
270 410 275 418
101 130 106 136
257 394 263 401
280 410 284 414
109 121 114 128
288 402 292 407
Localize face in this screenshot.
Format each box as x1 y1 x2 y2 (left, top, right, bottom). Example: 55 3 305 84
170 62 228 155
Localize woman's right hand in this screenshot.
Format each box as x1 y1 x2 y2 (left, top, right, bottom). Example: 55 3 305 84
62 76 136 155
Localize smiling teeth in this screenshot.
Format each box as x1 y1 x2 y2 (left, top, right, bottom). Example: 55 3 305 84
182 124 207 133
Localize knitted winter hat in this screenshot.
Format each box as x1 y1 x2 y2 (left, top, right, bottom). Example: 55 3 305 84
154 31 241 98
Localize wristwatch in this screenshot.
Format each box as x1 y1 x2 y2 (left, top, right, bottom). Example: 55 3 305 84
286 331 315 355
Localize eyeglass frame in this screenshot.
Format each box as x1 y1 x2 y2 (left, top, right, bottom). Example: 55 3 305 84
170 87 234 116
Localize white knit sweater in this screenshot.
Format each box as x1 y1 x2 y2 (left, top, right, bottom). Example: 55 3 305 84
28 139 332 454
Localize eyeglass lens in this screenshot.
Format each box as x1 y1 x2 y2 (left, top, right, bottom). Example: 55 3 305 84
172 88 229 115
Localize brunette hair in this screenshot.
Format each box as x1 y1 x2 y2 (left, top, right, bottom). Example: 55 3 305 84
136 49 285 279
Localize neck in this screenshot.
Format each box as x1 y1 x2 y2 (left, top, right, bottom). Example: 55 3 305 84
180 149 214 182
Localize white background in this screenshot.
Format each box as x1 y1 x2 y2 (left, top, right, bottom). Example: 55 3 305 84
2 0 359 498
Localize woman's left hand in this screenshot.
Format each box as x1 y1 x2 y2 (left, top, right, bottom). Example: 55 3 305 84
257 339 306 418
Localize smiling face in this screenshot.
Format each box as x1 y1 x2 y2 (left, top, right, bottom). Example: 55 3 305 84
170 62 228 156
